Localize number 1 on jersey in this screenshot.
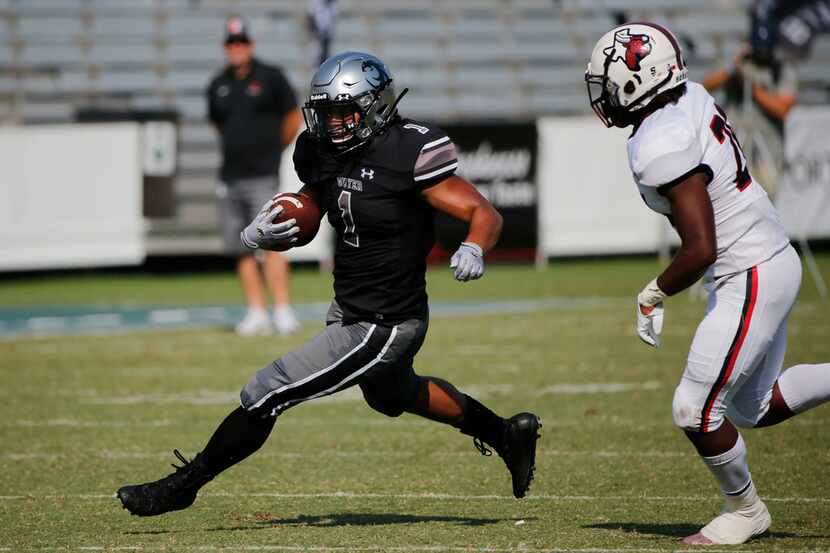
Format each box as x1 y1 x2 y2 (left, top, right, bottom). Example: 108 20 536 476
338 190 359 248
710 105 752 191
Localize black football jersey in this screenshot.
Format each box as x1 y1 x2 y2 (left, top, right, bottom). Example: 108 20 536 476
294 118 459 325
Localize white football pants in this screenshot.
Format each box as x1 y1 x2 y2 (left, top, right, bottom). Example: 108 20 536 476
673 245 802 432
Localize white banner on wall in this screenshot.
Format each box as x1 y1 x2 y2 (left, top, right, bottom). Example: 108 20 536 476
536 117 667 257
0 123 145 271
776 107 830 239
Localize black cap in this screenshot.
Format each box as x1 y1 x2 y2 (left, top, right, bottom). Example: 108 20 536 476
224 16 252 44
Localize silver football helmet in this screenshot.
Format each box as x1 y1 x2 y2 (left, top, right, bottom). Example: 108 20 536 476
302 51 404 152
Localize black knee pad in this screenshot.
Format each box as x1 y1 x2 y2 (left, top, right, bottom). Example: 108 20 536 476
359 373 422 418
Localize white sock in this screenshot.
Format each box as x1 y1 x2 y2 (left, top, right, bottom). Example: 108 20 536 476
701 434 754 504
778 363 830 414
248 307 268 317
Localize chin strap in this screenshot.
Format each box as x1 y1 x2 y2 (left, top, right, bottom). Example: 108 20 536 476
381 87 409 124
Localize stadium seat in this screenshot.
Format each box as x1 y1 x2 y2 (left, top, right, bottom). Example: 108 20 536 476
16 17 83 39
382 42 442 66
517 64 586 91
0 75 15 94
376 17 445 40
20 43 85 67
21 99 73 122
179 122 216 146
91 17 159 39
162 70 211 93
400 92 453 120
393 65 450 92
254 40 305 66
166 15 226 42
9 0 85 15
335 17 370 41
96 70 158 94
527 89 587 113
452 91 526 119
179 148 220 173
452 67 516 90
86 0 158 12
811 36 830 60
57 70 92 94
88 44 158 67
165 42 224 67
450 18 505 39
670 11 747 37
330 38 374 57
173 93 208 121
446 41 510 64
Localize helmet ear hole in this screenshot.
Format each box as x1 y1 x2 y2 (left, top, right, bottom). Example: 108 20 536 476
624 81 636 94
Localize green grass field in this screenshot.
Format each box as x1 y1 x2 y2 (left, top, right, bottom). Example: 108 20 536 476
1 256 829 552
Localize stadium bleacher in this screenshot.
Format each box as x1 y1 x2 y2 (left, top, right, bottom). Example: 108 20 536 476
1 0 827 254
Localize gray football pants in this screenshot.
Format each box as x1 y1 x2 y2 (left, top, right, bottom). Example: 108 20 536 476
241 301 427 418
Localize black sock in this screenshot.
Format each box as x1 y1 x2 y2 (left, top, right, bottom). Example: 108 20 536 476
459 395 507 452
200 406 276 475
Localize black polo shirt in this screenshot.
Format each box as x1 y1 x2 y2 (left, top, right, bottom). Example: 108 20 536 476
207 58 297 182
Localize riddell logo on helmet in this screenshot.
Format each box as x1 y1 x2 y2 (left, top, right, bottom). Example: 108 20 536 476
603 28 652 71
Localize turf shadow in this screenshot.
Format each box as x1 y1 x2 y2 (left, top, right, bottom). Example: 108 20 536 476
206 512 526 531
584 522 804 540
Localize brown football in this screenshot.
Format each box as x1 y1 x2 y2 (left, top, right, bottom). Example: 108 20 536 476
268 192 321 250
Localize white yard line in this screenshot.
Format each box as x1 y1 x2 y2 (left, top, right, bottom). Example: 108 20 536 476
6 415 829 430
0 547 775 553
1 491 827 504
6 419 172 428
3 546 830 553
0 547 774 553
4 448 816 462
534 382 662 396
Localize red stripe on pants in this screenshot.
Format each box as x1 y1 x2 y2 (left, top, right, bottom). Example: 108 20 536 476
700 267 759 432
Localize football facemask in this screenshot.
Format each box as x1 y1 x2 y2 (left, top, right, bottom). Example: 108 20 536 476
303 100 365 146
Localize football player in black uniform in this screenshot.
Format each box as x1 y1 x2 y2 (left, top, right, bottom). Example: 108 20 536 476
116 52 541 517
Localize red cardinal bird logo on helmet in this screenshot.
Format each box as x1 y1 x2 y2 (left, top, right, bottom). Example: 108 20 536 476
603 28 653 71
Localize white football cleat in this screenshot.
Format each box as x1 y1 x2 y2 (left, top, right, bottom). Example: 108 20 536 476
235 308 272 336
683 488 771 545
273 305 301 335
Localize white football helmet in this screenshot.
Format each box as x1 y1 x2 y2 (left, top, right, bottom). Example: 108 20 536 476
585 22 688 127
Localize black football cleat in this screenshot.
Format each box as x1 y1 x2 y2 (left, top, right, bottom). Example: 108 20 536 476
499 413 542 498
116 450 214 517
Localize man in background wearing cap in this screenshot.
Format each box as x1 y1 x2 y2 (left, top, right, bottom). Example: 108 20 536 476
207 16 303 336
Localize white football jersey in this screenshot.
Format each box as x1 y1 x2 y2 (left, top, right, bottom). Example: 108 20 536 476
627 81 790 277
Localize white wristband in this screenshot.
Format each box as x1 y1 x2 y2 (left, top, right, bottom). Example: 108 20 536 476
240 230 259 250
637 278 667 307
460 241 483 257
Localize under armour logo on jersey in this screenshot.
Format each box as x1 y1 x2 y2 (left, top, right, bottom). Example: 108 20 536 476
361 168 374 180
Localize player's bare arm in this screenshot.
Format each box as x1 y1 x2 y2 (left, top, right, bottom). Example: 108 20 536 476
421 175 503 252
751 84 796 121
656 172 717 295
421 175 502 282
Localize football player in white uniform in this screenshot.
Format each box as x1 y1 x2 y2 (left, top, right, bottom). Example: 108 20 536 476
586 22 830 545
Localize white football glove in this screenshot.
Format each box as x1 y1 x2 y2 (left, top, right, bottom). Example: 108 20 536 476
240 200 299 251
636 278 667 348
450 242 484 282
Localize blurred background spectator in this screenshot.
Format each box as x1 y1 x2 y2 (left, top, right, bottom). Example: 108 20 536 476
207 16 303 336
305 0 337 67
703 0 800 193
